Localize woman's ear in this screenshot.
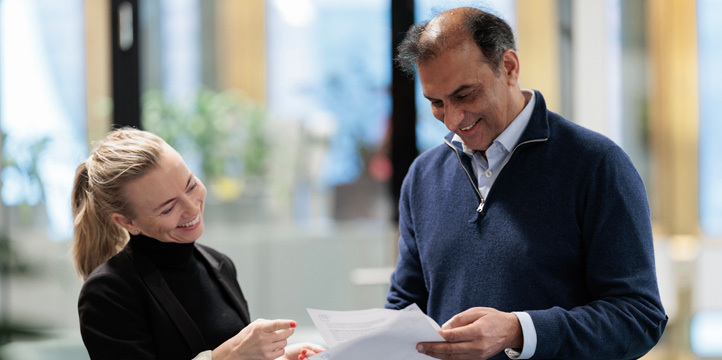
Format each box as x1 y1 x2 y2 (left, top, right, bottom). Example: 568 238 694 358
112 213 135 233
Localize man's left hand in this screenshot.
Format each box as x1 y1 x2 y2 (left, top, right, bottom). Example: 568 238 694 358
416 307 523 360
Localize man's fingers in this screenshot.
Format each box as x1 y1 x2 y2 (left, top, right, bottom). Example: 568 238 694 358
443 313 473 329
422 350 472 360
438 325 478 343
418 340 474 355
260 319 297 333
442 308 491 329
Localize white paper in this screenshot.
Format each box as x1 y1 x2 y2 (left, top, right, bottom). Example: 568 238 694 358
306 304 445 360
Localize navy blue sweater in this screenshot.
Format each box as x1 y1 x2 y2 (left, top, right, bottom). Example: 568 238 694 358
386 91 667 359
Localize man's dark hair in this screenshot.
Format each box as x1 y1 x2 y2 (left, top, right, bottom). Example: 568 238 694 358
395 8 517 76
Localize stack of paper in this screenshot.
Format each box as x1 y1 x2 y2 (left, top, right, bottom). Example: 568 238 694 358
306 303 445 359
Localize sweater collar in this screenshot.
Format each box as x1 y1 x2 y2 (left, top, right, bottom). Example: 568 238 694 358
445 89 551 152
129 233 197 271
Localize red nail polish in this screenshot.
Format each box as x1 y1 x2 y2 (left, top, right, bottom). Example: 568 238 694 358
302 349 307 355
290 321 297 328
299 356 305 360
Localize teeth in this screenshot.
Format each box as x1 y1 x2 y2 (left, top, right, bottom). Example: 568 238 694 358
178 215 200 228
461 119 479 131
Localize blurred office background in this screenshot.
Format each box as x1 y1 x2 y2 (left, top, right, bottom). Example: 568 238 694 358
0 0 720 359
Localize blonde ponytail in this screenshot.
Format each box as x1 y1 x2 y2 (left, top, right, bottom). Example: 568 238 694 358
71 128 166 279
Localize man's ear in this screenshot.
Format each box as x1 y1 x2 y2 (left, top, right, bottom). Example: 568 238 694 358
501 49 520 86
112 213 135 233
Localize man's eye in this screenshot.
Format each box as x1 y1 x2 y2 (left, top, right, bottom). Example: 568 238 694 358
431 100 443 107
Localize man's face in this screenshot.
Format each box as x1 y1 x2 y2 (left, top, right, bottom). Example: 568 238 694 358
418 40 515 152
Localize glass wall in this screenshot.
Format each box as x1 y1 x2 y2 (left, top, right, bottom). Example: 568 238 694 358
136 0 396 343
618 0 650 189
266 0 393 222
698 0 722 238
0 0 89 357
0 0 86 237
692 0 722 357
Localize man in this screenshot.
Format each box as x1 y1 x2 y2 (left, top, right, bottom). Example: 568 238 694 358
385 7 667 360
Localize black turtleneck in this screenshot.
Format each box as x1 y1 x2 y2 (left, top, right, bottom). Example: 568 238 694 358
129 234 244 349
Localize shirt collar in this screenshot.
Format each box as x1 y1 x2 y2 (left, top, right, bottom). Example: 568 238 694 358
452 89 536 156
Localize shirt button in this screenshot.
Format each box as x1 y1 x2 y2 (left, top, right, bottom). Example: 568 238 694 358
485 170 492 178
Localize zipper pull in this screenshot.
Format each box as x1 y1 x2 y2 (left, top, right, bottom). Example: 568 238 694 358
476 199 485 213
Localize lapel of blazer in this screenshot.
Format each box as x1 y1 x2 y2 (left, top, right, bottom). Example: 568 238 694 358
130 247 207 353
196 245 252 326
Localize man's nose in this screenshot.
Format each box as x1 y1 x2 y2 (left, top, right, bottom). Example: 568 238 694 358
444 103 464 131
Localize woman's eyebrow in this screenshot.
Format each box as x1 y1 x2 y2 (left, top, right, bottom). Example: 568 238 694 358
153 174 193 211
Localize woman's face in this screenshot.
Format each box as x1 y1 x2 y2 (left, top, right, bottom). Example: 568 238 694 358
113 145 206 244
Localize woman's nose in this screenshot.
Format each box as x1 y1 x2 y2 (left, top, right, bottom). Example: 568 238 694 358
179 194 199 214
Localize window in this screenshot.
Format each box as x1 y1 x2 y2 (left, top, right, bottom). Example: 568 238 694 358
0 0 86 238
698 0 722 237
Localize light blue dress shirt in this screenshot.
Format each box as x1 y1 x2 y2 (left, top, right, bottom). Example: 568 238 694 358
451 89 538 359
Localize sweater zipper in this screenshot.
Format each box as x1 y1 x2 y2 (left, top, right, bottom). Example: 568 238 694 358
445 139 486 212
444 137 549 213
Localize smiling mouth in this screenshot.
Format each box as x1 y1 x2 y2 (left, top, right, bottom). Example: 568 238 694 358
460 119 481 131
177 215 200 228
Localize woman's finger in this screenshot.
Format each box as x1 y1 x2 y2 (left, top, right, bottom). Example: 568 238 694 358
260 319 297 333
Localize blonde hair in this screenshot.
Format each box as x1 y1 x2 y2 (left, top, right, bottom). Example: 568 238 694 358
71 127 166 279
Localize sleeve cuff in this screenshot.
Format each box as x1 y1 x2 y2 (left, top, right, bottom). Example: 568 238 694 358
192 350 213 360
505 311 537 359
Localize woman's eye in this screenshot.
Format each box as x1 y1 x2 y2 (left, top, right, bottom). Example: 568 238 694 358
161 207 173 215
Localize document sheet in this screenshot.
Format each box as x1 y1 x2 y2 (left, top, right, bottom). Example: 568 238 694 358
306 303 445 359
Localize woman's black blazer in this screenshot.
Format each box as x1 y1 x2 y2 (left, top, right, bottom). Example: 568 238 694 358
78 240 251 360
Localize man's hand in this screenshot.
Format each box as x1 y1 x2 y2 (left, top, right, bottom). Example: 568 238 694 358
416 307 523 360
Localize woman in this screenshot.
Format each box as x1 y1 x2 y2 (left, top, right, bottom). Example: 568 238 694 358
72 128 324 360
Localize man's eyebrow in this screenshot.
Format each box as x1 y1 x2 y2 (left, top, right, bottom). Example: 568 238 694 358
153 174 193 211
423 85 474 101
449 85 474 96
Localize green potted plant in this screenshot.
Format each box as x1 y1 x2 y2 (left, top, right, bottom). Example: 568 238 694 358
142 88 269 203
0 130 49 346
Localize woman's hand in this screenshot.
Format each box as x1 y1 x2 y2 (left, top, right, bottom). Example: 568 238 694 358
278 342 327 360
212 319 297 360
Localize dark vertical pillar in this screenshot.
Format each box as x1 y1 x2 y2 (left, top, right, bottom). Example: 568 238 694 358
390 0 417 220
111 0 141 129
